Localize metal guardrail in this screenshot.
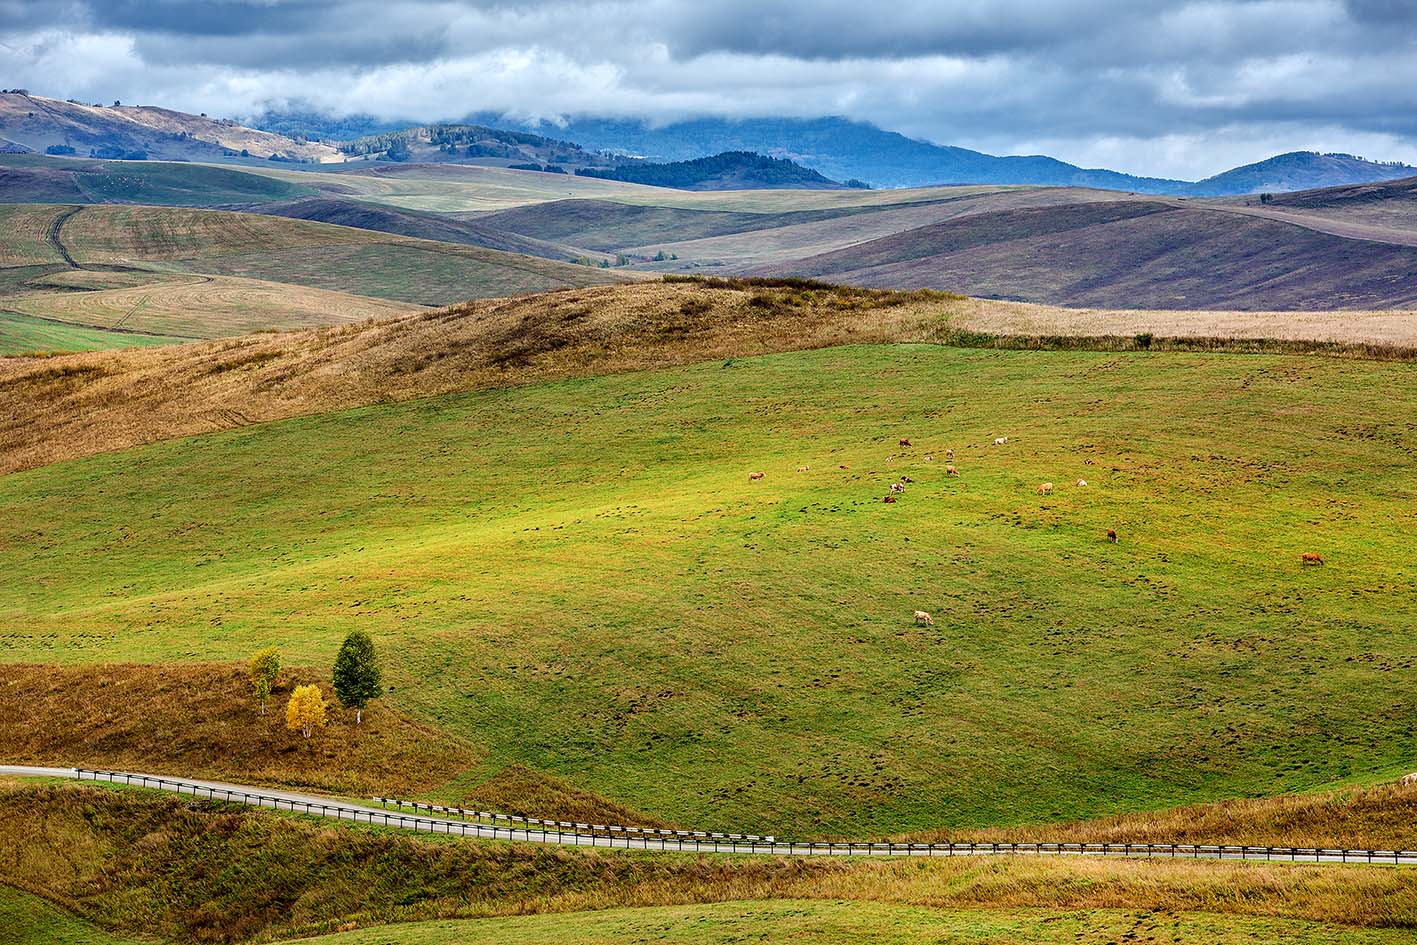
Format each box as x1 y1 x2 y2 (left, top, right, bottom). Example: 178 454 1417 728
74 769 1417 864
373 794 774 842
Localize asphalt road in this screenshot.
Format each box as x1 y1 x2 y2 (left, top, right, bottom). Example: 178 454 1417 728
5 765 1415 865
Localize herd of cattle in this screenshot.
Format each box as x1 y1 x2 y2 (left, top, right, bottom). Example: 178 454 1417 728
747 431 1326 624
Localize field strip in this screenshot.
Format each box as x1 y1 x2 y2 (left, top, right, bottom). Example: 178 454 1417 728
4 766 1414 865
1162 199 1417 248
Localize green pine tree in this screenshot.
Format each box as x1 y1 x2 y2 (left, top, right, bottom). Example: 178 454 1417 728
332 630 382 724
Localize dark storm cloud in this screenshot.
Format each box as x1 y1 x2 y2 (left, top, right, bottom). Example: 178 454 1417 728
4 0 1416 178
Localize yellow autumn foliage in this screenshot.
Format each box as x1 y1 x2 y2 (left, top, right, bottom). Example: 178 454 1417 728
286 684 326 738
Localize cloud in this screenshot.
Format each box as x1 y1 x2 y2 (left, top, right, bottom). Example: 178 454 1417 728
3 0 1416 178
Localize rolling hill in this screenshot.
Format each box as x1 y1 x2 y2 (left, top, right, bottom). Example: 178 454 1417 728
576 151 855 190
0 203 632 353
0 91 340 163
1190 152 1417 197
3 281 1415 839
335 122 618 171
753 199 1417 309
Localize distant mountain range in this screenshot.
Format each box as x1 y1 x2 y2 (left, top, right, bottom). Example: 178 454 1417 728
4 89 1413 196
256 109 1417 195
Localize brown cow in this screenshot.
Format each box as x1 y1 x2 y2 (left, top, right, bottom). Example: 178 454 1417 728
748 471 765 481
1037 482 1053 495
899 438 912 447
899 475 913 483
1301 552 1324 566
946 464 959 476
797 465 810 473
1107 529 1118 543
914 610 934 626
883 494 897 503
839 464 850 470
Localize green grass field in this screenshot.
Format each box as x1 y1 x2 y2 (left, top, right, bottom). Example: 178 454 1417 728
3 344 1415 837
0 886 136 945
0 311 188 355
0 154 316 206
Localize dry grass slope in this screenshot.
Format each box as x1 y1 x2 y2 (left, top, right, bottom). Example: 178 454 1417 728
0 663 477 796
6 278 1417 475
0 280 963 473
3 782 1415 944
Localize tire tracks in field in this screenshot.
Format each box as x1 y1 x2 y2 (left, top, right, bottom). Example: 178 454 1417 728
46 206 85 269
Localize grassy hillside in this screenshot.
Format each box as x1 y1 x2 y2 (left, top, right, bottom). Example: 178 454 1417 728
0 311 188 355
2 338 1414 836
0 281 958 472
0 154 317 206
0 204 633 353
0 91 340 163
4 271 420 340
3 782 1414 945
761 201 1417 309
55 204 631 306
285 902 1417 945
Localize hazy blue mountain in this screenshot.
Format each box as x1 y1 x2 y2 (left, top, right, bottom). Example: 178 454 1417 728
1186 151 1417 197
253 109 1417 195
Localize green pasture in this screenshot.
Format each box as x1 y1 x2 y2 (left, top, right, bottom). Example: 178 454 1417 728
2 345 1414 835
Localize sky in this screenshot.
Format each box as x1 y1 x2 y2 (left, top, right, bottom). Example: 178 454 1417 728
3 0 1416 179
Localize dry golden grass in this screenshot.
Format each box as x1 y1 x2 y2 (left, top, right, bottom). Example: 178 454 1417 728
5 278 1416 476
2 781 1414 944
7 272 423 339
0 663 478 796
908 781 1417 852
61 205 380 263
0 204 66 267
0 280 963 474
951 298 1417 347
458 764 674 828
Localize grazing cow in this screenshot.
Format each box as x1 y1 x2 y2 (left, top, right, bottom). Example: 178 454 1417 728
839 464 850 470
1084 459 1096 466
1401 772 1417 786
914 610 934 626
994 436 1008 446
1037 482 1053 495
885 455 895 463
883 494 897 503
1301 552 1324 566
899 438 912 447
900 475 913 483
923 454 934 462
748 471 765 481
890 482 905 493
797 465 810 473
946 464 959 476
1076 479 1087 487
1107 529 1118 543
